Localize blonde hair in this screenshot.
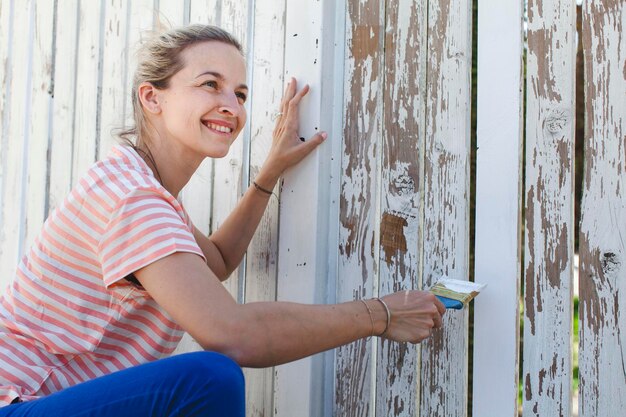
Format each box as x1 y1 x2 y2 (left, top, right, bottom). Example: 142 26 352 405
119 24 243 145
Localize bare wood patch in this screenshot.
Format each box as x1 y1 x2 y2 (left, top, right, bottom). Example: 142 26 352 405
335 0 384 415
419 0 472 415
579 2 626 416
375 0 426 415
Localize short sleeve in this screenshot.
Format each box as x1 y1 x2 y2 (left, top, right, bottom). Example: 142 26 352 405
98 188 206 287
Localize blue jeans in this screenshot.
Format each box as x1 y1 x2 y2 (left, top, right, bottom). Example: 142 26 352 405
0 351 245 417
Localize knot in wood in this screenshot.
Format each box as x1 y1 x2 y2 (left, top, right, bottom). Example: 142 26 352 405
544 108 570 134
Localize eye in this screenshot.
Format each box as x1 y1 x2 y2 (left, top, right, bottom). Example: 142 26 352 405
235 91 247 104
202 80 218 89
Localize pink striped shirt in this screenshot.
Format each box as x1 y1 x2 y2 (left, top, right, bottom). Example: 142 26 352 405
0 145 206 406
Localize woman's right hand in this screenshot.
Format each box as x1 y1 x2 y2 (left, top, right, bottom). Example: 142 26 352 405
374 290 446 343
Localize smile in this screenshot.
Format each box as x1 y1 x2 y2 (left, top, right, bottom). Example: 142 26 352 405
203 121 233 133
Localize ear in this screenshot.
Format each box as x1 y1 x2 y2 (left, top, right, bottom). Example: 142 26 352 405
137 82 162 115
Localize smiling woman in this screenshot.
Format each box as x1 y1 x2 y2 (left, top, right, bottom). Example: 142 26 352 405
0 24 445 417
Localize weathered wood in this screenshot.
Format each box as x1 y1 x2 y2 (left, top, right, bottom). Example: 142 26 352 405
242 0 286 415
274 0 336 415
181 2 220 238
335 0 384 416
157 0 186 27
98 0 128 160
523 0 576 415
420 0 472 415
22 0 55 256
375 0 426 415
188 0 220 24
579 2 626 416
124 0 154 126
72 0 102 183
209 0 249 300
0 0 32 287
472 0 524 415
48 0 79 214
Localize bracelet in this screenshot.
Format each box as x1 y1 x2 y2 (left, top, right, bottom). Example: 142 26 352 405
253 181 273 196
373 297 391 336
360 299 375 339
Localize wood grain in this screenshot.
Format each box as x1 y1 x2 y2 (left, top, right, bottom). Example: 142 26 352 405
375 0 426 415
420 0 472 415
335 0 384 415
523 0 576 415
579 1 626 416
0 0 32 286
242 0 286 415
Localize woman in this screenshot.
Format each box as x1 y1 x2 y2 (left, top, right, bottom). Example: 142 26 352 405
0 25 445 416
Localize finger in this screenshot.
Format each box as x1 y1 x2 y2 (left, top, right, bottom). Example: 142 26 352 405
282 78 298 119
285 84 310 128
291 132 327 160
434 296 446 315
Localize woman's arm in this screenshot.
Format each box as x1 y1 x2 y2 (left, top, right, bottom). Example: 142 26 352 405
135 252 444 368
195 79 327 279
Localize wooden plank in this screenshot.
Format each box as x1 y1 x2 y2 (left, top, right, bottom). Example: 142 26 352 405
242 0 286 415
209 0 249 300
374 0 426 415
48 0 79 214
0 1 15 288
273 0 337 415
0 0 32 287
188 0 220 25
334 0 384 415
124 0 154 127
72 0 103 183
156 0 186 27
523 0 576 415
180 2 220 238
579 2 626 416
472 0 524 415
98 0 128 160
22 0 55 254
419 0 472 415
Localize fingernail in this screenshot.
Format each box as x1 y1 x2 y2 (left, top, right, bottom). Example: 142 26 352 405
321 132 328 140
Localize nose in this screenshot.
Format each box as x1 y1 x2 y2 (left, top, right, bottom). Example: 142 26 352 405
218 91 242 117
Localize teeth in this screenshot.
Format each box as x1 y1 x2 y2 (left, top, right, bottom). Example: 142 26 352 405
206 122 232 133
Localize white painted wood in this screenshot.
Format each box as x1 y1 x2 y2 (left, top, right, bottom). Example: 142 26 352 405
374 0 427 415
333 0 384 415
472 0 524 415
156 0 186 27
124 0 154 127
48 0 79 214
180 3 219 236
98 0 128 160
0 0 32 287
242 0 286 415
209 0 249 300
274 0 339 416
22 0 55 255
420 0 472 415
579 2 626 416
523 0 576 415
0 0 15 290
72 0 102 183
188 0 220 25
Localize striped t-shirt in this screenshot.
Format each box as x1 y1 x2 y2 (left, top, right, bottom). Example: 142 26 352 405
0 144 206 407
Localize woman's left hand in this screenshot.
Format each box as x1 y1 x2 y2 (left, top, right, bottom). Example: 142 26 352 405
262 77 327 180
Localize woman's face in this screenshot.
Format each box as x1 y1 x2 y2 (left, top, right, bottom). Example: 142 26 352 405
156 41 248 159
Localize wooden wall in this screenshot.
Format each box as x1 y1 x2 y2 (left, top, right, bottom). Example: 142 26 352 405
0 0 624 416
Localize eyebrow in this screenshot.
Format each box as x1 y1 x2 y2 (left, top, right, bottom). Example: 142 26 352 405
196 71 248 90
